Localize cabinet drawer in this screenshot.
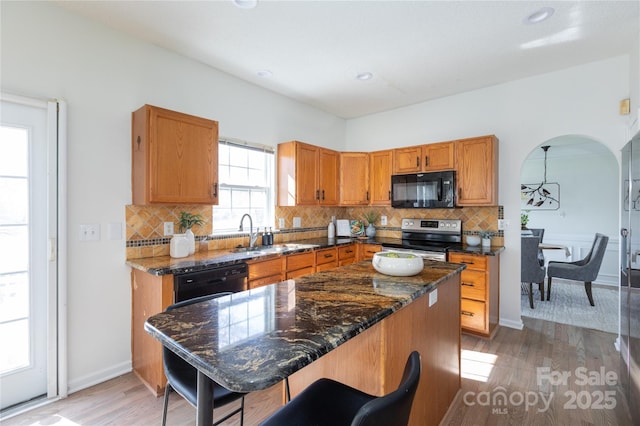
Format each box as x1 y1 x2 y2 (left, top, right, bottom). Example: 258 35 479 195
287 266 315 279
249 274 283 289
361 244 381 260
316 261 338 272
248 257 285 280
339 257 356 267
461 299 486 331
287 252 315 271
448 253 488 271
338 245 356 260
460 270 486 301
316 248 338 265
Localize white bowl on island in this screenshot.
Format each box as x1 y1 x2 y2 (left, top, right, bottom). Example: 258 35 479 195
372 251 424 276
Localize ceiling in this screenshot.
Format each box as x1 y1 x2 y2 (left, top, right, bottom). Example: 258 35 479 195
55 1 638 119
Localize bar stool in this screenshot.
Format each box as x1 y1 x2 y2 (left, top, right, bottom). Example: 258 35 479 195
161 293 246 426
260 351 421 426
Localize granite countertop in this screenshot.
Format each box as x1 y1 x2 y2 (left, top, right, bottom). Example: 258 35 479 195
126 237 504 276
144 259 465 393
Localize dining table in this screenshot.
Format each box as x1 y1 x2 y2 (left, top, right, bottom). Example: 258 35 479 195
144 259 464 426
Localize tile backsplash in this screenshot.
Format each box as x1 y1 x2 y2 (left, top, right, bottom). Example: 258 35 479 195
126 204 503 260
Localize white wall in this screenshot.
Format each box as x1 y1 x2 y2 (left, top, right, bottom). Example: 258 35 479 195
1 2 346 392
521 141 619 286
346 56 631 330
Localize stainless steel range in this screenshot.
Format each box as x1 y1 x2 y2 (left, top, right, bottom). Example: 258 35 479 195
381 218 462 261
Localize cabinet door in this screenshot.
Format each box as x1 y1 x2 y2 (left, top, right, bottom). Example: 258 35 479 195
133 105 219 205
319 148 340 205
393 146 422 174
369 150 393 206
422 142 454 171
359 243 381 260
296 143 320 205
455 136 498 206
340 152 369 205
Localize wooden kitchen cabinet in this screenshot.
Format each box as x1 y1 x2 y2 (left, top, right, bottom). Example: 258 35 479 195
393 142 454 174
422 141 455 171
455 135 499 206
131 270 174 396
393 146 422 174
338 244 356 266
369 150 393 206
247 256 285 289
132 104 219 205
286 251 316 279
449 252 500 338
359 243 382 260
315 247 338 272
277 141 339 206
340 152 369 205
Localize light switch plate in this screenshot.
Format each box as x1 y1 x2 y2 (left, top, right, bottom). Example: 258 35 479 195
164 222 174 236
381 215 388 226
279 218 285 228
79 224 100 241
293 217 301 228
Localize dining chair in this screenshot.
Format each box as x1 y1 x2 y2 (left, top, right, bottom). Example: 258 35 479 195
260 351 421 426
162 293 246 426
546 233 609 306
528 228 545 265
521 236 545 309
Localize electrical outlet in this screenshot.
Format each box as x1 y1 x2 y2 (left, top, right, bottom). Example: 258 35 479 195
293 217 301 228
381 215 388 226
278 218 285 228
79 224 100 241
498 219 509 230
164 222 174 236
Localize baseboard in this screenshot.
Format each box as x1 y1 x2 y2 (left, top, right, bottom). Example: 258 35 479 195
67 361 132 394
499 317 524 330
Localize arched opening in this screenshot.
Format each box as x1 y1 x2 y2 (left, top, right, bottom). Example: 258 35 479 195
518 135 618 333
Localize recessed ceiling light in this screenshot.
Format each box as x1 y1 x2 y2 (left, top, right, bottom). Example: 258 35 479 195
356 72 373 81
257 70 273 78
524 7 554 24
232 0 257 9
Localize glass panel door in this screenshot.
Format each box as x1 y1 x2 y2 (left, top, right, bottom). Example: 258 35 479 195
0 100 49 410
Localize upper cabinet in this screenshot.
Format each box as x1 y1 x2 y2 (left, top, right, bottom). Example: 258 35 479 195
277 141 340 206
393 141 454 174
340 152 369 206
455 135 499 206
369 150 393 206
132 105 219 205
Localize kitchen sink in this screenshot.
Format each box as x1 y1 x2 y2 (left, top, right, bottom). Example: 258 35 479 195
232 243 318 255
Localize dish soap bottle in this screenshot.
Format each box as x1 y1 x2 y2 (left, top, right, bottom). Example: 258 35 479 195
328 220 335 239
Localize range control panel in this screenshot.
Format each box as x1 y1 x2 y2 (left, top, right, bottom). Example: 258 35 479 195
401 218 462 235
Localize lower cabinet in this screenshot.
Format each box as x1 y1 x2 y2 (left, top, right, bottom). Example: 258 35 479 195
286 251 315 279
316 247 338 271
359 243 382 260
247 256 285 289
338 244 356 266
448 252 500 338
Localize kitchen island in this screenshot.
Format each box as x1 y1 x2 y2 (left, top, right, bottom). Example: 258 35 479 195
145 259 464 426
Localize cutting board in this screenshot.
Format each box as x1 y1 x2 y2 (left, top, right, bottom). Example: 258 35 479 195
336 219 351 237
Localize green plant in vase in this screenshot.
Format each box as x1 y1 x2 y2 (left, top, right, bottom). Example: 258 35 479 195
521 211 530 229
362 211 379 238
178 211 204 255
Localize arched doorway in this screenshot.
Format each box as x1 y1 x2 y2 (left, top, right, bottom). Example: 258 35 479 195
518 135 618 333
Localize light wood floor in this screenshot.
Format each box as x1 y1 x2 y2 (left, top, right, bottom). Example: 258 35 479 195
3 317 632 426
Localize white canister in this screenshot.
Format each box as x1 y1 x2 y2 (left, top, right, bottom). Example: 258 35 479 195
170 234 190 258
327 221 335 239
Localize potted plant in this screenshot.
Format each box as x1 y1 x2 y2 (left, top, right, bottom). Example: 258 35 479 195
520 211 530 230
179 212 204 255
362 211 379 238
479 231 494 248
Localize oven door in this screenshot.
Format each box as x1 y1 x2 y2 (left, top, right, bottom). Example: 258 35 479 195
381 246 446 262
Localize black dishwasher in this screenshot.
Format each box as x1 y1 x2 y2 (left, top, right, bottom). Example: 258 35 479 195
173 263 248 303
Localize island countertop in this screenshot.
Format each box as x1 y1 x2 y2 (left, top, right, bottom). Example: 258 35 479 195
144 259 465 393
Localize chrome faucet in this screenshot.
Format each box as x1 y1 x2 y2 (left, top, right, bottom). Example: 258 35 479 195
239 213 258 248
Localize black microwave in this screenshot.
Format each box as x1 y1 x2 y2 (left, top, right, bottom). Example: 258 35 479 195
391 171 456 208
